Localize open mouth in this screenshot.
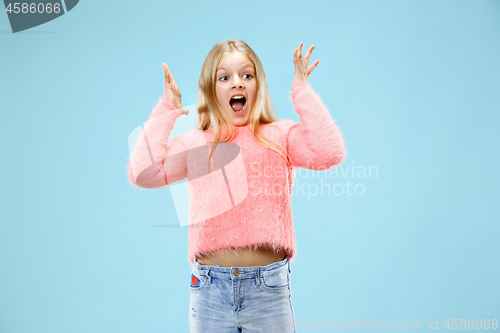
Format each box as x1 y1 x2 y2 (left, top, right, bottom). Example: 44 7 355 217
229 96 247 116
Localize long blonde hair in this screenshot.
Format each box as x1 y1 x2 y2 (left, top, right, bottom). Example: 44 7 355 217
196 39 292 179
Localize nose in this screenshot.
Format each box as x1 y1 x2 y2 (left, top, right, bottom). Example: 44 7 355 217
231 76 244 89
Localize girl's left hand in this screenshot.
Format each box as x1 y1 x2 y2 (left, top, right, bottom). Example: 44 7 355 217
292 42 320 91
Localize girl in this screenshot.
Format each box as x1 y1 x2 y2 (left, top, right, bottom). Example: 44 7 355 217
127 39 347 332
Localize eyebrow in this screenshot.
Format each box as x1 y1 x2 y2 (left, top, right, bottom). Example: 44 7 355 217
217 64 254 72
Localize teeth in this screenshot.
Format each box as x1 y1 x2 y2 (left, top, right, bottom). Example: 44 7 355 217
232 96 245 99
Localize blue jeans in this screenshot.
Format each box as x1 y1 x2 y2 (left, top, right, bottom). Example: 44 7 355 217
189 256 296 332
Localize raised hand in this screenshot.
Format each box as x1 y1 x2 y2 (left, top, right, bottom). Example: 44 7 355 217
292 42 320 91
162 63 188 115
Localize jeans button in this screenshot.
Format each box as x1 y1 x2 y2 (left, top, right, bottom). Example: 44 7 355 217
233 269 240 276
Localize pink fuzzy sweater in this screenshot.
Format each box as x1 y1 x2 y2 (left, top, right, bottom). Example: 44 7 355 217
127 83 347 263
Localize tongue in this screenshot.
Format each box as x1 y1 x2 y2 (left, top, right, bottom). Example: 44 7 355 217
231 100 244 112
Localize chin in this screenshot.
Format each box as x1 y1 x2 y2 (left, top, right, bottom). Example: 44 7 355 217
230 107 251 127
234 120 249 127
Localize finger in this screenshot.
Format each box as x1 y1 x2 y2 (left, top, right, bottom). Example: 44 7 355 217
303 45 315 67
169 70 176 86
168 66 173 80
171 73 179 91
167 67 174 83
293 48 301 73
293 48 297 67
168 67 176 87
163 64 171 85
170 70 180 91
163 65 169 97
307 60 320 75
172 71 178 86
294 47 306 72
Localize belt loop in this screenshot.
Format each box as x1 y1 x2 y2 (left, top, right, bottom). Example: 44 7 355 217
256 266 261 285
206 267 212 285
287 257 291 273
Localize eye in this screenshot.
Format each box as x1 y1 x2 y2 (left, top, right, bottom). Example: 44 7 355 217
243 74 252 79
219 75 229 81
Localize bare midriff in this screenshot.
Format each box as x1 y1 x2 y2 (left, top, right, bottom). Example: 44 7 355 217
196 244 286 267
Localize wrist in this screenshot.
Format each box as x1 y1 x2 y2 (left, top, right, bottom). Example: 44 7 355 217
292 81 309 91
149 96 179 119
292 81 310 93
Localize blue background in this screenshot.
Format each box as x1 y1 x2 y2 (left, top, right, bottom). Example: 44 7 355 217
1 0 499 332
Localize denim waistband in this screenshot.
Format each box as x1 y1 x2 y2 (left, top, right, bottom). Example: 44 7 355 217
192 256 290 281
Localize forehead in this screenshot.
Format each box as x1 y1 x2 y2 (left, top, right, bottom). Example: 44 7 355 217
217 52 254 71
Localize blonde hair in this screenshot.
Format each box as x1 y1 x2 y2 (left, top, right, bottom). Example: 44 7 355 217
196 39 292 181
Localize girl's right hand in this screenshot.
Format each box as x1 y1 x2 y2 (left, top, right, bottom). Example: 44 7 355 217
162 63 188 115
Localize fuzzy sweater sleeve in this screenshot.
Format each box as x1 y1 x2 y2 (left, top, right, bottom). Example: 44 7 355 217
287 83 347 170
127 97 188 189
